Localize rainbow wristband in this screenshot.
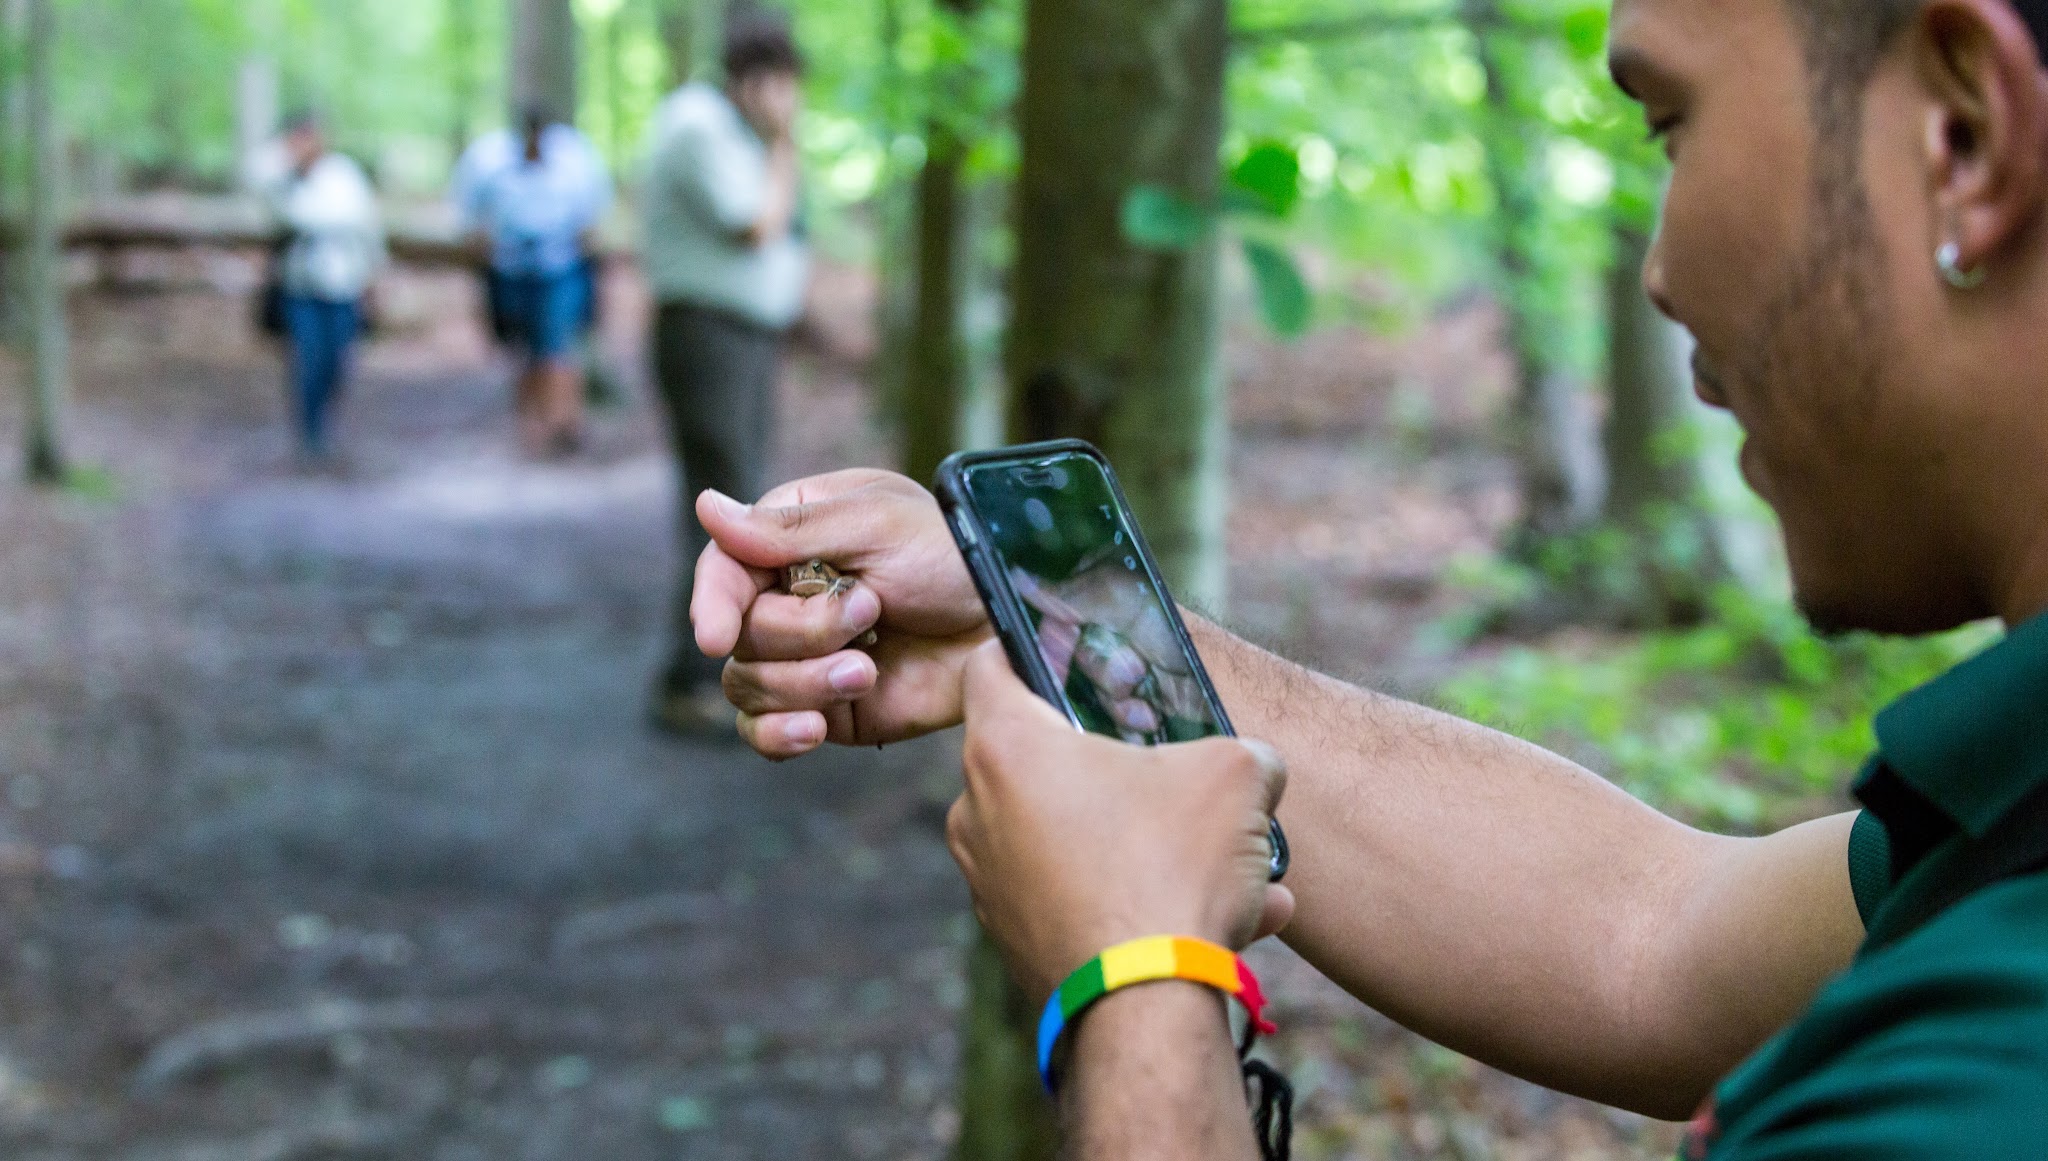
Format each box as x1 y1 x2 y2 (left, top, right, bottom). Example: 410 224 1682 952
1036 936 1276 1093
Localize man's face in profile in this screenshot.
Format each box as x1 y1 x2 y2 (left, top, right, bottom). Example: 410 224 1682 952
1610 0 1991 635
735 71 801 141
286 125 326 173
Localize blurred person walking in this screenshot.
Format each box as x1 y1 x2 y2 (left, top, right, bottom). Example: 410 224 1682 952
453 106 613 457
641 10 809 734
256 112 386 471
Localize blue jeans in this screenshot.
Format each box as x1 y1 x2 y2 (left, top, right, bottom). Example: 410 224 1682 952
283 295 361 454
490 266 592 362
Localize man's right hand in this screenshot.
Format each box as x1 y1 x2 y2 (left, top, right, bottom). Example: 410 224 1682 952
691 471 991 758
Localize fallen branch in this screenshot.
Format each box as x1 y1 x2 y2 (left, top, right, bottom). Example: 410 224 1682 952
131 998 486 1098
550 892 724 961
120 1117 412 1161
0 193 623 269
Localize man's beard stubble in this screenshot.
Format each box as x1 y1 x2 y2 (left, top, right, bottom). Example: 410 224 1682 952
1719 149 1894 638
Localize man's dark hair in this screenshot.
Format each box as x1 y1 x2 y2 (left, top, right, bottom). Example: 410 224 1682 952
281 108 324 136
1789 0 2048 124
521 103 558 140
723 10 804 81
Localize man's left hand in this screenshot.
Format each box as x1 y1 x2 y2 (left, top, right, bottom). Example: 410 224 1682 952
947 642 1296 1002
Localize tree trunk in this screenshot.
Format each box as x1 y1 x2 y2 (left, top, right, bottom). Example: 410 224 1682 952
657 0 720 86
1005 0 1231 609
22 0 66 484
508 0 578 123
235 56 279 195
1466 0 1601 554
1601 223 1727 623
953 1 1231 1150
953 930 1061 1161
870 0 918 450
900 0 979 488
446 0 480 158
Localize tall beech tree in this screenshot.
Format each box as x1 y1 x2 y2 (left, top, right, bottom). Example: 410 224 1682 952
508 0 578 121
23 0 66 484
1004 0 1231 608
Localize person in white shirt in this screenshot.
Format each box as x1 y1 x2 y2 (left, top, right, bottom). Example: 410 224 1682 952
641 10 810 734
259 111 386 467
453 107 614 457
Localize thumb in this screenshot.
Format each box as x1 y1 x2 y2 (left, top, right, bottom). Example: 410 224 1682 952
695 488 882 572
1251 884 1296 944
961 639 1068 731
1238 739 1290 819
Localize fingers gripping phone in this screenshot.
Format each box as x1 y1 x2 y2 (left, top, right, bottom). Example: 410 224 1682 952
936 440 1290 882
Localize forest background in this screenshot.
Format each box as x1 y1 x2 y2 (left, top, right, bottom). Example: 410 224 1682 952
0 0 2004 1158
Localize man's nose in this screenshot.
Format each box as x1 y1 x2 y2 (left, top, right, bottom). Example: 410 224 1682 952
1641 224 1679 321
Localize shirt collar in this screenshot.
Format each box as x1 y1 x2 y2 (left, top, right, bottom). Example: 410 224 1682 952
1864 612 2048 839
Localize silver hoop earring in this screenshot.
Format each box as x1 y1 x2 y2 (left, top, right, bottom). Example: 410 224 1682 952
1937 241 1986 290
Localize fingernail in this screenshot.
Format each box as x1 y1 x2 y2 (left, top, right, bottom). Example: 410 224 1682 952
786 717 824 747
705 490 748 520
841 585 881 630
829 657 871 694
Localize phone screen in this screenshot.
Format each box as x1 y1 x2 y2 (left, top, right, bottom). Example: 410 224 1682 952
962 452 1228 746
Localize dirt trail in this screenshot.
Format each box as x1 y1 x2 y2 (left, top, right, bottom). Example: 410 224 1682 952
0 265 1679 1161
0 282 970 1160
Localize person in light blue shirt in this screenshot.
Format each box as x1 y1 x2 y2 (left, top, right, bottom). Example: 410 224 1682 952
453 108 613 457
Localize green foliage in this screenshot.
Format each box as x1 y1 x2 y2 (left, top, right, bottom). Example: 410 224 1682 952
59 464 119 503
1228 140 1303 218
1121 136 1315 336
1242 237 1313 336
1121 186 1211 250
1437 584 2002 831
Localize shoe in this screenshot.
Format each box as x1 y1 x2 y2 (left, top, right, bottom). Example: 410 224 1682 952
651 682 740 739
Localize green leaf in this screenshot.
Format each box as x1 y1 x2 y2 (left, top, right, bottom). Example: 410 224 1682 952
1561 6 1610 60
1228 141 1302 219
1121 185 1213 251
1242 238 1312 337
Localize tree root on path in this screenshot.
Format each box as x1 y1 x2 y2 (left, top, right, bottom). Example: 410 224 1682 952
117 1116 412 1161
131 999 487 1098
549 892 723 962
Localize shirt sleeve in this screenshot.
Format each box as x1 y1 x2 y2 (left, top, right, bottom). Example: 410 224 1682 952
1846 810 1893 928
1710 879 2048 1160
1711 1048 2047 1160
659 117 767 236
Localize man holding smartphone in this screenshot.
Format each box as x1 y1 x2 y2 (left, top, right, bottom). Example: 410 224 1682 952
690 0 2048 1156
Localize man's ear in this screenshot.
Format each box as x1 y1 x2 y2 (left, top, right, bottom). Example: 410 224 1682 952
1916 0 2048 273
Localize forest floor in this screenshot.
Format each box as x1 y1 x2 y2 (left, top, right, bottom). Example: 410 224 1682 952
0 251 1679 1161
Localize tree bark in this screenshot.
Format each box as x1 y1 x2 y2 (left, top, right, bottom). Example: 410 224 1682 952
900 0 979 488
1005 0 1231 609
446 0 480 157
954 2 1231 1149
1601 223 1727 623
22 0 66 484
953 930 1061 1161
508 0 579 124
657 0 720 86
235 56 279 195
1466 0 1601 554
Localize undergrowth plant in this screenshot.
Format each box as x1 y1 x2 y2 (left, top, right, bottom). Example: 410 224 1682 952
1436 583 2001 831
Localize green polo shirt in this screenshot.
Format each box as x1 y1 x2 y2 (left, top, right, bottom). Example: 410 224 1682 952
1689 612 2048 1159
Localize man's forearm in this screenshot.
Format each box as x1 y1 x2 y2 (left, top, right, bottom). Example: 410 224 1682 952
744 143 800 246
1062 983 1257 1161
1190 619 1863 1118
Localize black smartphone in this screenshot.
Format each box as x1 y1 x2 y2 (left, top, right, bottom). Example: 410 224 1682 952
935 440 1289 881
